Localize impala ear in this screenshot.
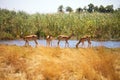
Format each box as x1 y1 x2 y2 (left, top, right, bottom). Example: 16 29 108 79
72 31 75 35
72 29 74 32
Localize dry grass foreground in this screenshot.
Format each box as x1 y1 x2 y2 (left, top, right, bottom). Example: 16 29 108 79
0 44 120 80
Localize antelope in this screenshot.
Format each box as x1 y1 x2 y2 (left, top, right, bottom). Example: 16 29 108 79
24 35 38 47
46 35 53 47
57 33 74 47
76 35 91 48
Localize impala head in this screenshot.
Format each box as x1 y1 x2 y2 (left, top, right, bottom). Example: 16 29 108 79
46 35 53 39
86 35 91 38
22 35 27 40
67 33 74 39
71 33 75 37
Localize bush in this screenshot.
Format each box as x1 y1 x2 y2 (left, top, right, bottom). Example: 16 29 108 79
0 32 14 40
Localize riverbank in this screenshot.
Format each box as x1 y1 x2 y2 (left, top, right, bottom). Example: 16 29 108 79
0 45 120 80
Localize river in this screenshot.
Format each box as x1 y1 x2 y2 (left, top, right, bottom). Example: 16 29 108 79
0 40 120 48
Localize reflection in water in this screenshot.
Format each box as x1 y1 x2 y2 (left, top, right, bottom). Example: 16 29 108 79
0 40 120 48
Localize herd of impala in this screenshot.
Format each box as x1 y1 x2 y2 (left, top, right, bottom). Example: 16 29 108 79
23 33 91 48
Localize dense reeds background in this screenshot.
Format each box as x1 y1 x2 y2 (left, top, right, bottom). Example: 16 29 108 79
0 9 120 40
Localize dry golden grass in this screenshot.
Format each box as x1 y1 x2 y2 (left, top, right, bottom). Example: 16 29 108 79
0 44 120 80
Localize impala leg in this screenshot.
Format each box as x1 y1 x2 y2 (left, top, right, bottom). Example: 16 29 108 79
65 41 67 47
76 40 81 48
82 42 84 48
87 37 91 48
47 40 49 47
34 40 38 47
66 40 69 47
88 43 91 47
46 40 48 47
48 40 52 47
48 41 50 47
46 40 49 47
35 40 38 45
25 40 29 46
88 41 91 48
57 40 60 47
25 41 27 46
50 41 52 47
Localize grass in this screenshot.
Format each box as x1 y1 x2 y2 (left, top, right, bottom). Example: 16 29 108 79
0 44 120 80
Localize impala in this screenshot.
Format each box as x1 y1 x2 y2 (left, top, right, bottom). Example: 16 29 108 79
57 33 74 47
76 35 91 48
46 35 53 47
24 35 38 47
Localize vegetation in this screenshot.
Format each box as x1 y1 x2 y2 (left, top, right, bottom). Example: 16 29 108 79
0 3 120 40
59 3 115 13
0 45 120 80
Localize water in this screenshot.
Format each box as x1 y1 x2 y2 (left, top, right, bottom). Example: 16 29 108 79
0 40 120 48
